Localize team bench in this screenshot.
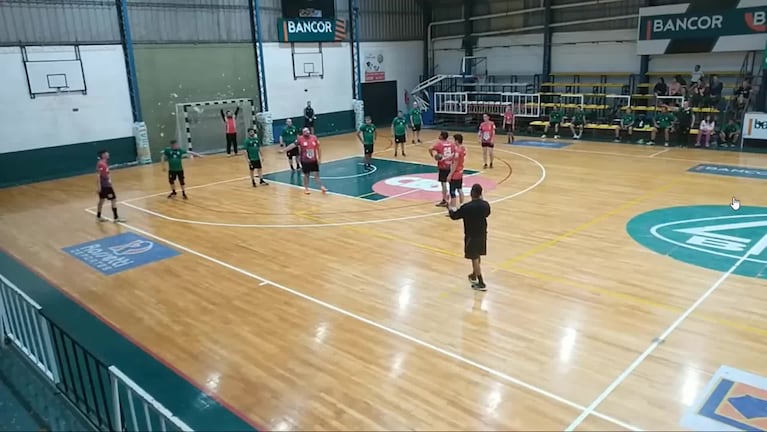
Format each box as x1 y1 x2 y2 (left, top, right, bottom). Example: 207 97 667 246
527 120 700 135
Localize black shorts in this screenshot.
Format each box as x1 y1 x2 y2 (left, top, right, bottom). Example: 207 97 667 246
412 124 422 132
549 121 560 126
363 145 374 155
168 170 185 185
98 187 116 200
302 161 319 174
249 159 262 170
395 134 406 144
305 119 315 128
464 235 487 259
656 125 669 131
504 124 514 133
287 147 299 158
449 178 463 197
572 121 584 127
437 168 451 183
481 141 494 148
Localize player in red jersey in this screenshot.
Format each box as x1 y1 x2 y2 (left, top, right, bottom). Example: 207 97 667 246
502 105 515 144
478 113 496 169
428 130 457 207
280 128 327 195
447 134 467 211
95 150 125 223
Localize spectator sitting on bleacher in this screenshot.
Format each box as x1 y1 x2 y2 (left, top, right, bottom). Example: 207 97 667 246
695 115 715 148
691 65 704 86
690 84 710 108
668 77 684 98
541 104 564 139
719 118 741 148
570 105 586 140
648 105 675 147
735 79 752 109
614 107 635 143
653 77 668 97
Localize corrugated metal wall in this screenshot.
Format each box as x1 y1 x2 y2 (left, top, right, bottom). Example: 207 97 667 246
0 0 121 45
127 0 252 43
0 0 423 46
358 0 424 41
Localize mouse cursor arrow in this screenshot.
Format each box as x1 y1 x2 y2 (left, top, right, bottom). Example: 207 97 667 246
731 197 741 211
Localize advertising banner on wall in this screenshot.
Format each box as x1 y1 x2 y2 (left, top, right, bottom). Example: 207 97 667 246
743 112 767 140
364 51 385 82
277 18 347 43
637 1 767 55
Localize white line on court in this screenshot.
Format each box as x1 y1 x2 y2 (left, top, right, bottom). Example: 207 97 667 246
648 148 672 158
258 281 269 286
119 148 546 229
321 163 377 180
82 207 640 431
564 233 767 431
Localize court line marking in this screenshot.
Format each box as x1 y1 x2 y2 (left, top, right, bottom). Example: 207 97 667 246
565 233 767 431
522 142 753 165
376 172 482 203
118 148 547 229
648 148 672 158
82 208 641 431
494 180 679 270
321 163 377 180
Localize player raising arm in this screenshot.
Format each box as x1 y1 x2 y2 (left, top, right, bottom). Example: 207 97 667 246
280 128 327 195
161 140 202 200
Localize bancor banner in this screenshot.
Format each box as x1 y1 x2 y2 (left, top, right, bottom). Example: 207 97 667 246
637 1 767 55
743 112 767 140
277 18 347 43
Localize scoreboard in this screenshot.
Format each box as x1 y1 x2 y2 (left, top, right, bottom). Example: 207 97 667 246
282 0 336 19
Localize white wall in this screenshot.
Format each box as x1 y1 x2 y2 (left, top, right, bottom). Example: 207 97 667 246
360 41 423 113
648 51 762 73
552 29 639 74
0 45 133 154
262 42 354 120
476 34 545 76
432 38 465 76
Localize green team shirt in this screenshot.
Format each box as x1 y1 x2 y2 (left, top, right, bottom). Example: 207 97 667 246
244 136 262 161
359 124 376 145
410 109 422 125
572 111 585 124
622 113 635 126
281 125 299 144
723 123 739 134
163 147 187 172
392 117 407 135
550 110 563 123
656 112 675 128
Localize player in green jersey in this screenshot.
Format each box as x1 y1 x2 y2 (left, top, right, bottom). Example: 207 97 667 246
649 105 675 146
391 111 408 157
569 106 586 139
280 119 301 171
358 116 377 170
161 140 202 199
409 102 423 144
719 119 740 148
243 128 268 187
614 107 636 142
542 104 563 139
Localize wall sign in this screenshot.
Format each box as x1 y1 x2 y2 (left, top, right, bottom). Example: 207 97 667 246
637 2 767 54
277 18 347 43
743 112 767 140
364 51 385 82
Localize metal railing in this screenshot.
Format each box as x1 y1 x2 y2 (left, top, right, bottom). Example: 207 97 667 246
0 271 191 432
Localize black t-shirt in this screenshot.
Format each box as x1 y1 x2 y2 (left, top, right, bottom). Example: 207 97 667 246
449 199 491 237
677 108 693 126
304 107 315 120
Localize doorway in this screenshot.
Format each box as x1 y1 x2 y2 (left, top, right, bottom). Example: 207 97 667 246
361 80 398 127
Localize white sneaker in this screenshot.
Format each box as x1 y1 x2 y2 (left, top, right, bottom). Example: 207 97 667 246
554 135 560 139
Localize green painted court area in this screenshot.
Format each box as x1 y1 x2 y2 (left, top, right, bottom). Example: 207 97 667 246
263 156 478 200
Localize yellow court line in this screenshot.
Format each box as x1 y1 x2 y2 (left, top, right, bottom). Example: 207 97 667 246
495 180 680 270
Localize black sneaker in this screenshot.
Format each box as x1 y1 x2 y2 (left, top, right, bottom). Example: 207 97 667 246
182 193 188 200
167 191 177 199
260 180 269 186
468 273 478 283
435 201 448 207
471 282 487 291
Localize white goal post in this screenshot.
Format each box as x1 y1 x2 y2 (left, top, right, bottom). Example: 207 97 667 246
175 98 257 153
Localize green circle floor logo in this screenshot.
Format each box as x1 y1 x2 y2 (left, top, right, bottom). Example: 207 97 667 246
627 205 767 279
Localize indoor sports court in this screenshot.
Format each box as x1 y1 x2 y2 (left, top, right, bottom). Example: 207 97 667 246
2 0 767 431
3 130 767 431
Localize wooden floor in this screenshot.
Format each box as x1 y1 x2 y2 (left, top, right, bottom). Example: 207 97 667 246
2 130 767 431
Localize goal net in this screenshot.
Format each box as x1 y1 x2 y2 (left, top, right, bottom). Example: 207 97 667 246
175 99 257 154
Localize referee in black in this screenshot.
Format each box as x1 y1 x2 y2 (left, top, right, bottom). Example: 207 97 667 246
449 183 491 291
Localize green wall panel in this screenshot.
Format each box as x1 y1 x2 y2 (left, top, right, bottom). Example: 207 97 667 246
133 44 260 160
270 111 355 143
0 137 136 188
